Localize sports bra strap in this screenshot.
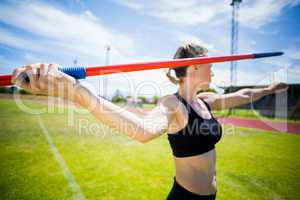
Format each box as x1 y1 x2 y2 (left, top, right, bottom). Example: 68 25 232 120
174 92 192 113
174 92 212 113
198 97 212 112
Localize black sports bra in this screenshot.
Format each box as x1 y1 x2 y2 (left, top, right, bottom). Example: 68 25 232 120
167 92 222 157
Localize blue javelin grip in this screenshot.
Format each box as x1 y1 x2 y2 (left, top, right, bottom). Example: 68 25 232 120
59 66 86 79
21 66 86 83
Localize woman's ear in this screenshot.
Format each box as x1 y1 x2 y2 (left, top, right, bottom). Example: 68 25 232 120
192 65 199 71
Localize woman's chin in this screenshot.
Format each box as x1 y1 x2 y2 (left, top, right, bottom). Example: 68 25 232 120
199 82 210 90
198 83 210 91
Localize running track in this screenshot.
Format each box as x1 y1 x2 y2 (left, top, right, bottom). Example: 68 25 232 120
216 116 300 134
128 108 300 134
1 94 298 134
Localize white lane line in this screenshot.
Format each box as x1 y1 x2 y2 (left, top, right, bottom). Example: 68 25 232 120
38 116 86 200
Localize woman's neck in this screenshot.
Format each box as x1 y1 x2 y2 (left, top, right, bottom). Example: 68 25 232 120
178 81 199 102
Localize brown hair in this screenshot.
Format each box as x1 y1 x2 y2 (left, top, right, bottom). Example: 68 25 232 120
166 43 208 84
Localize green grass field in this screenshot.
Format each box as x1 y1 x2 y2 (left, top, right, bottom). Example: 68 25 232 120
0 98 299 200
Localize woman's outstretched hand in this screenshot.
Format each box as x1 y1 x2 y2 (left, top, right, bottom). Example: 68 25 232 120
11 63 78 100
267 82 289 94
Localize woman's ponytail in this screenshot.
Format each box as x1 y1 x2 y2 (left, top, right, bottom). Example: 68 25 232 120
166 42 208 85
166 69 181 85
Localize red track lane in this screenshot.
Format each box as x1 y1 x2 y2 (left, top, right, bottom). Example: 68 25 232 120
128 108 300 134
217 116 300 134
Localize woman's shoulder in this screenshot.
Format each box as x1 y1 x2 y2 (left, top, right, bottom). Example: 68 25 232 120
197 91 218 98
197 92 220 111
158 94 180 110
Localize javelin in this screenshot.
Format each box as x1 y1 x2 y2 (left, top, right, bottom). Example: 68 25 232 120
0 52 283 86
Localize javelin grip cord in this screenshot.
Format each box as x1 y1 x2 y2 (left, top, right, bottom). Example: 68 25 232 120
59 66 87 79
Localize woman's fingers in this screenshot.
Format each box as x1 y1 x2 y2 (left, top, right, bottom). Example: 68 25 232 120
38 64 48 90
11 66 31 89
48 63 58 73
268 82 289 94
276 82 289 93
11 67 25 83
39 64 46 80
11 63 76 99
25 65 39 93
46 64 60 96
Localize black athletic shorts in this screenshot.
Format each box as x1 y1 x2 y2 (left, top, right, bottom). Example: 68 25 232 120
166 177 216 200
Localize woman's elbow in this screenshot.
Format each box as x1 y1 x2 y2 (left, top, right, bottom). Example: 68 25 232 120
134 130 162 144
137 138 151 144
128 130 150 144
134 135 152 144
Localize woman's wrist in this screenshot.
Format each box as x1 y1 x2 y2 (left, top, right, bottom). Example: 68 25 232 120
263 87 273 96
69 80 83 103
71 81 95 108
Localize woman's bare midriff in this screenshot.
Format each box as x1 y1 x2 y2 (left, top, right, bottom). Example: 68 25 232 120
167 94 217 195
173 149 217 195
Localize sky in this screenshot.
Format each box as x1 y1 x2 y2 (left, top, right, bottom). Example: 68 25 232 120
0 0 300 99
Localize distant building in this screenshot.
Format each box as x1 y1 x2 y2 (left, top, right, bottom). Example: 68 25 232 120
126 97 142 107
221 83 300 119
145 97 155 104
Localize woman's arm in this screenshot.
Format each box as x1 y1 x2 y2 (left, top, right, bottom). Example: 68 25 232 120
74 85 174 143
12 63 175 143
198 82 288 111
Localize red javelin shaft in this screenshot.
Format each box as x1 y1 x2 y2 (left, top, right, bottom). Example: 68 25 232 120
87 54 255 76
0 52 283 86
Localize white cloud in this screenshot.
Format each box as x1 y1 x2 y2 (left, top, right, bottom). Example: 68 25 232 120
289 0 300 7
176 33 218 52
114 0 228 26
290 52 300 60
23 53 39 62
239 0 300 29
0 1 136 64
262 49 300 68
286 49 300 60
115 0 145 10
0 1 177 97
1 0 299 98
0 27 45 52
114 0 300 29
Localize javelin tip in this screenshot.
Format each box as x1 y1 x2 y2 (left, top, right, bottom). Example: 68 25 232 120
254 52 284 58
